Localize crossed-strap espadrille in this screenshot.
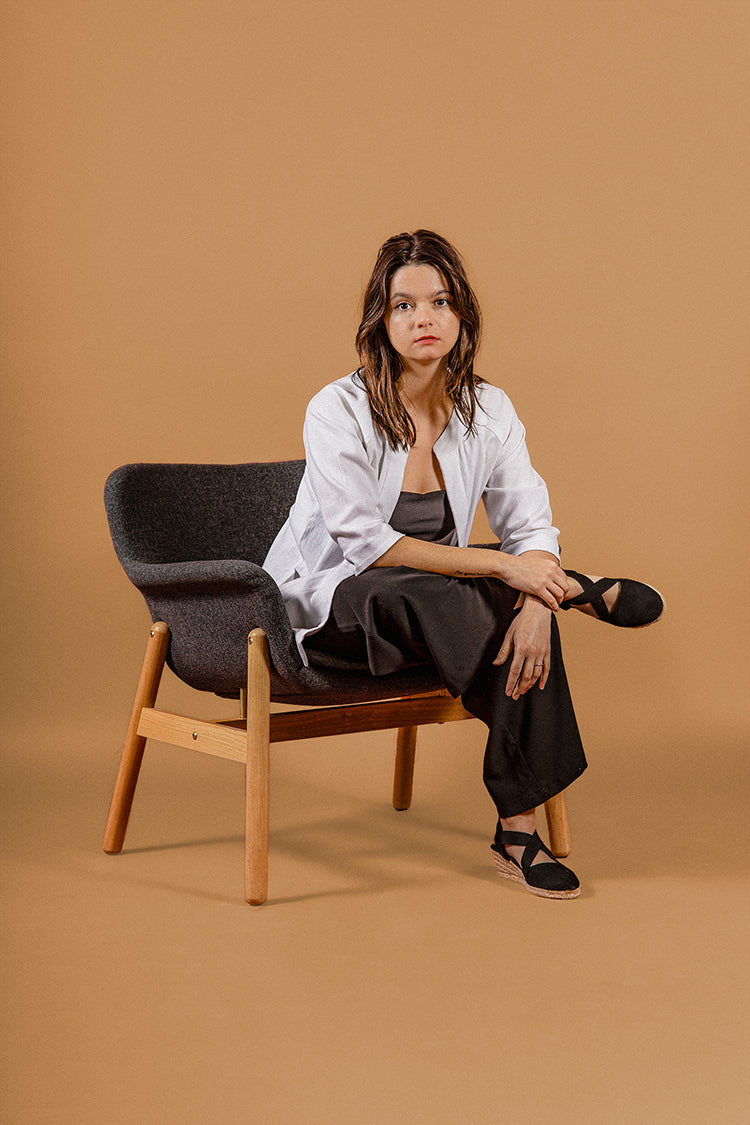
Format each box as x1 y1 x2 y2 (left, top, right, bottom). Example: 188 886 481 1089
561 569 665 628
491 830 581 899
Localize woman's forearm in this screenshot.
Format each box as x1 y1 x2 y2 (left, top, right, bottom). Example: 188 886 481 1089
370 538 568 609
371 535 506 578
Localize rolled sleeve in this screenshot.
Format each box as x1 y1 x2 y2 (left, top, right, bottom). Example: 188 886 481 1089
482 415 560 558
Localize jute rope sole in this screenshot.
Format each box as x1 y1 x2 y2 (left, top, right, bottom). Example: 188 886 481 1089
490 847 581 900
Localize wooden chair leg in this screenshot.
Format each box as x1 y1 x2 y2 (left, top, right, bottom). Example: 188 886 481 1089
393 725 417 811
543 790 571 857
245 628 271 905
103 622 170 854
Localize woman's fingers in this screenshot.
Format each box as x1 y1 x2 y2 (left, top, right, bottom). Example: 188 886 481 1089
530 574 561 610
506 653 545 699
539 588 560 611
496 598 552 697
506 658 522 697
493 635 512 666
505 557 567 609
539 578 568 610
545 572 568 604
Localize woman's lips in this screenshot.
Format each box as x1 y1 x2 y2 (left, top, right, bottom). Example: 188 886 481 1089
415 335 438 343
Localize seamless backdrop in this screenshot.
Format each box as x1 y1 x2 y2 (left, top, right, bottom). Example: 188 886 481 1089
1 3 749 1122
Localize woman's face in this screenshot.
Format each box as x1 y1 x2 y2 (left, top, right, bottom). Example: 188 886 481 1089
383 264 461 371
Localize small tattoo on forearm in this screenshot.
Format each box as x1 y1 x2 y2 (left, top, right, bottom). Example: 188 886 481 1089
454 570 492 577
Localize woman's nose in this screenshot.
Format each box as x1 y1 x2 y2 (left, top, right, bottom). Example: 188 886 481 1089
416 304 433 325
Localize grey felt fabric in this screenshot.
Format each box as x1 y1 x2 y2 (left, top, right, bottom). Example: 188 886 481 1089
104 462 443 703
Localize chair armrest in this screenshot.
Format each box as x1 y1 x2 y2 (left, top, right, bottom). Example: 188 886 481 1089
125 559 302 693
127 557 282 598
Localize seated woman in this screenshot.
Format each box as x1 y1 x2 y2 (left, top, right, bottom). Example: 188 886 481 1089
263 230 664 900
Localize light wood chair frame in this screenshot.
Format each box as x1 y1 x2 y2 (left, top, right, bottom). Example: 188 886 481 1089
103 621 572 905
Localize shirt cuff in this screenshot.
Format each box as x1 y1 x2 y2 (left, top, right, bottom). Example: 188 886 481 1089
502 531 561 558
348 526 405 576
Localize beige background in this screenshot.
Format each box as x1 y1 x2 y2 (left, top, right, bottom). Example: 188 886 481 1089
2 2 749 1123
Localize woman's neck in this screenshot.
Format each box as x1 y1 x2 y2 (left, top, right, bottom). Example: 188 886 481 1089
399 362 450 413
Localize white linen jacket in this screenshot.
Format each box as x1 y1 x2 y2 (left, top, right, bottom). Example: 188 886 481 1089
263 372 560 663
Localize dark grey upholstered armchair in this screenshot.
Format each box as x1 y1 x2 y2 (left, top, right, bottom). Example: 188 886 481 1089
103 461 571 904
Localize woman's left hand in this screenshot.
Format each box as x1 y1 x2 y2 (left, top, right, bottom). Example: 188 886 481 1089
493 596 552 700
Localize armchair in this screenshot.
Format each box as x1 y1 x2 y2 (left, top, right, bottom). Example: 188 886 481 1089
103 461 571 904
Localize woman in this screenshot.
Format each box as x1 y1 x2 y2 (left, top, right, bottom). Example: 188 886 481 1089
263 230 664 900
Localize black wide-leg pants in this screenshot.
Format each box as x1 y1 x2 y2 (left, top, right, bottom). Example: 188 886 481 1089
305 568 587 819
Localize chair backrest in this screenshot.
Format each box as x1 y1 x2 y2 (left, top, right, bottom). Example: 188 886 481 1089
104 461 306 571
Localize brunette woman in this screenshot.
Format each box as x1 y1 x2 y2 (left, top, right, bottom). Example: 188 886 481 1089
263 230 664 899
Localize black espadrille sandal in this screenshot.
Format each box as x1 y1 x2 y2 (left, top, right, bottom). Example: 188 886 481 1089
561 569 665 628
491 830 581 899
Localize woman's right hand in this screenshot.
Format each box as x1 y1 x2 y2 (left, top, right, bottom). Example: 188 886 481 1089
499 552 569 611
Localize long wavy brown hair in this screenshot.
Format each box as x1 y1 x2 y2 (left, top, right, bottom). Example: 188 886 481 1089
355 230 483 450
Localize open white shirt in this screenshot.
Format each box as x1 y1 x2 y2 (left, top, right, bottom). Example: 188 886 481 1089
263 372 560 663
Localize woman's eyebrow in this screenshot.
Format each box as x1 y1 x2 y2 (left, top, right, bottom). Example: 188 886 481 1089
390 289 450 300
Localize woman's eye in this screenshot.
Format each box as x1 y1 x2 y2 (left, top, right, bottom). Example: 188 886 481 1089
434 298 449 307
395 302 411 311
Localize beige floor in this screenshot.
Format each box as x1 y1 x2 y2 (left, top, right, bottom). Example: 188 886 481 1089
2 713 748 1125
